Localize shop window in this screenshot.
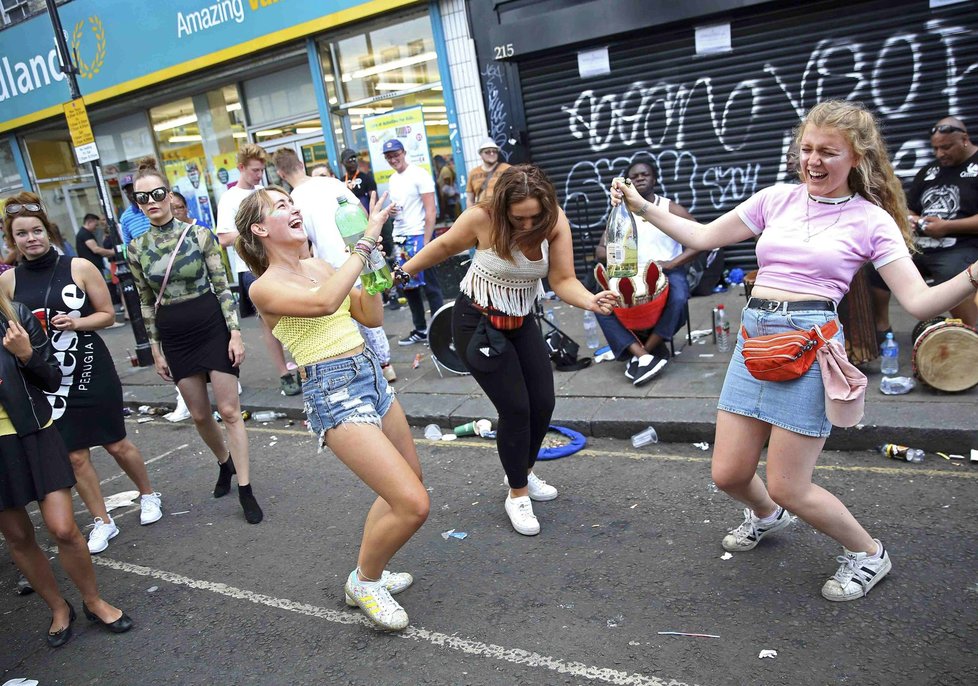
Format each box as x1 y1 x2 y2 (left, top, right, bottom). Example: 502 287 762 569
242 64 317 127
22 130 97 247
317 12 450 184
150 85 244 228
0 138 23 195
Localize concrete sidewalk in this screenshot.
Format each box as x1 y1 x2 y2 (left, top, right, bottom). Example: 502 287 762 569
102 284 978 453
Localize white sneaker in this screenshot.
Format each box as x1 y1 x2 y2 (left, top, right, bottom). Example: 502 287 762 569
165 395 191 422
721 507 791 552
345 570 413 606
140 492 163 525
821 539 892 602
87 516 119 554
505 472 558 501
344 570 409 630
504 494 540 536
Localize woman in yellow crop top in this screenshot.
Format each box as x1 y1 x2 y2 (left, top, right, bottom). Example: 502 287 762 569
235 186 427 632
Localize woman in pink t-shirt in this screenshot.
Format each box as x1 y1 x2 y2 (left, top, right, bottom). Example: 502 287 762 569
613 100 978 603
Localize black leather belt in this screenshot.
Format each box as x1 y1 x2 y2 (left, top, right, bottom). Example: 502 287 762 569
746 297 836 313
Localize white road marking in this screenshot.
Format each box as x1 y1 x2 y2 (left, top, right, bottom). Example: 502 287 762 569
86 554 691 686
97 444 190 487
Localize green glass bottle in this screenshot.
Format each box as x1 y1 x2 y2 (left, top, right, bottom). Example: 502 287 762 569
334 196 394 295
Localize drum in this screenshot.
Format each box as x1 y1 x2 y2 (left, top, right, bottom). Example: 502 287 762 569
911 318 978 392
743 270 758 301
838 265 879 366
427 302 470 376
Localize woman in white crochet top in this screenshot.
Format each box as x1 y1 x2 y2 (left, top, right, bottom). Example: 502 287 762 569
399 164 616 536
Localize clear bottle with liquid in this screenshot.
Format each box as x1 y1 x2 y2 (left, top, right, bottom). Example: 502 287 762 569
715 304 731 352
334 196 393 295
604 192 638 278
880 332 899 376
583 310 601 349
252 410 287 422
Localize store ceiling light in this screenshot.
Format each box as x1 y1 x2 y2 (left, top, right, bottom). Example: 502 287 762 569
232 132 247 138
256 129 284 137
296 127 322 134
168 134 203 143
226 102 242 113
374 80 424 91
342 51 437 82
154 113 198 132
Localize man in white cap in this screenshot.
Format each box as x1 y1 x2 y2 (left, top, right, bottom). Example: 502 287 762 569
466 138 511 206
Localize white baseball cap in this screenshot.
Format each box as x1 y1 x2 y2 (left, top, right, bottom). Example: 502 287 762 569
478 138 499 152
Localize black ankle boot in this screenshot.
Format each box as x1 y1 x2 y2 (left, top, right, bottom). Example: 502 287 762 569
213 453 236 498
238 483 263 524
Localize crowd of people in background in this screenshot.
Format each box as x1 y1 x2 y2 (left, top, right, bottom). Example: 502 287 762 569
2 102 978 642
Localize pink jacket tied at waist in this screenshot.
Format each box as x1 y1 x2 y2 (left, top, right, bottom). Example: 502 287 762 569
816 338 867 427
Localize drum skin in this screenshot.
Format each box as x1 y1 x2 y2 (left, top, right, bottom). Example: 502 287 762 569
427 302 470 375
911 317 978 392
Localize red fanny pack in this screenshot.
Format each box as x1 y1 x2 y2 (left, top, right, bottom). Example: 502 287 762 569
740 320 839 382
471 302 524 330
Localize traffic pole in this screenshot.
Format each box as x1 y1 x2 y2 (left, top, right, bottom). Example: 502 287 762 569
45 0 154 366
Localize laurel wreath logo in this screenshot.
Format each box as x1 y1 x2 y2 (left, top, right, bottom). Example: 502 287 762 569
70 16 106 80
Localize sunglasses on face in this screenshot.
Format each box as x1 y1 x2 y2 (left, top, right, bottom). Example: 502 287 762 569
4 202 42 215
134 187 168 205
931 124 966 135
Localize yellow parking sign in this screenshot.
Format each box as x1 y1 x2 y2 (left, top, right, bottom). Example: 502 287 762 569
63 98 99 163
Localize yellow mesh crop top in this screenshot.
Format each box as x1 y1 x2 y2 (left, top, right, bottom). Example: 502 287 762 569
271 296 364 366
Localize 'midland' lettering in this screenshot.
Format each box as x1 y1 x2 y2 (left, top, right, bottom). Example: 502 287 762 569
0 42 65 102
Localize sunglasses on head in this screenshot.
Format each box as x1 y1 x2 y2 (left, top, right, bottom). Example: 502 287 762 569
931 124 966 135
133 187 168 205
4 202 42 216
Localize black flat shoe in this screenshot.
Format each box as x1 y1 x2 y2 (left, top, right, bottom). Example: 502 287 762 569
82 602 133 634
47 600 76 648
214 452 236 498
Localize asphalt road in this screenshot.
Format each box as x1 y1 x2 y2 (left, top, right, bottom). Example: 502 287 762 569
2 419 977 686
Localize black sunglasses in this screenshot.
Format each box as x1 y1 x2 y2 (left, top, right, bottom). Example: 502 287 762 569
931 124 967 135
4 201 42 215
133 187 168 205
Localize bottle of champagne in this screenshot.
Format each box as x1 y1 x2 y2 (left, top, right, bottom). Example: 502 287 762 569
604 185 638 278
334 196 393 295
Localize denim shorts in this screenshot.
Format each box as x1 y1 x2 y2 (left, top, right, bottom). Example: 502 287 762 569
717 306 843 437
301 347 394 443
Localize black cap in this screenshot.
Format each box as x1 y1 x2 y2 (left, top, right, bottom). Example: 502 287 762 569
340 148 357 162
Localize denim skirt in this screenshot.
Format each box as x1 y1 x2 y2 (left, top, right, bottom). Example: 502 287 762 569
301 347 394 441
717 306 843 437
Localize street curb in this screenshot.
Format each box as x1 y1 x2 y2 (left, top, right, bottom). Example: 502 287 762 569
121 390 978 454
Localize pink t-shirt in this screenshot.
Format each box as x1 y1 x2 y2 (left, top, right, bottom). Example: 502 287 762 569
736 184 910 303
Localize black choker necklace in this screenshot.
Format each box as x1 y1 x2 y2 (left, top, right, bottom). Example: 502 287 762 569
808 193 855 205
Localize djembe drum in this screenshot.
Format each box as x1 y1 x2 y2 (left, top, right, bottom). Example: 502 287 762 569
911 318 978 392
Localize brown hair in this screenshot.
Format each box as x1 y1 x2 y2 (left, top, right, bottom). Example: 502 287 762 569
133 156 169 189
233 185 291 276
271 147 303 176
2 190 60 258
484 164 559 261
237 143 267 168
798 100 914 251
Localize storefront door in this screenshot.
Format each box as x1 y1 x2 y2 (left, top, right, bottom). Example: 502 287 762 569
262 134 330 190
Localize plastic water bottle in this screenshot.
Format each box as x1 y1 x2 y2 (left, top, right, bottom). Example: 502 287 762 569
252 411 287 422
334 196 393 295
879 376 915 395
880 332 899 376
544 308 558 327
583 310 601 349
715 304 730 352
879 443 924 463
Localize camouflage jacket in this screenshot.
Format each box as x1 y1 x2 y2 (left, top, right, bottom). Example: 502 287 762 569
127 218 239 342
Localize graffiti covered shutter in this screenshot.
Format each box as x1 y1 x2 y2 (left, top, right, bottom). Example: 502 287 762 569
517 0 978 276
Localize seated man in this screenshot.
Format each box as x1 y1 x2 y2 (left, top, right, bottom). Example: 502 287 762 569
869 116 978 337
595 160 699 386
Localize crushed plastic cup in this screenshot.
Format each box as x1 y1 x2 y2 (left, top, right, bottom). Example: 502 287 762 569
880 376 915 395
424 424 443 440
631 426 658 447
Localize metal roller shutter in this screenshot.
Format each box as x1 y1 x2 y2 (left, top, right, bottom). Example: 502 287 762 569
518 0 978 277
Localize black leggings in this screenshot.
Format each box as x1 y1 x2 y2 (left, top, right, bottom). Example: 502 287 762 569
452 295 555 489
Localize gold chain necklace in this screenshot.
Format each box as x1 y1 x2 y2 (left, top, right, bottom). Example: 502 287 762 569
272 264 320 291
805 193 854 242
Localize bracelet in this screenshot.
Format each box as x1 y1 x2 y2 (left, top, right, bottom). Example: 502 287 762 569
638 201 650 218
357 235 378 246
353 245 372 261
966 266 978 290
392 265 411 285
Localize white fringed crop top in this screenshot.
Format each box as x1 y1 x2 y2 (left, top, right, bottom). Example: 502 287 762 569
460 241 549 315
